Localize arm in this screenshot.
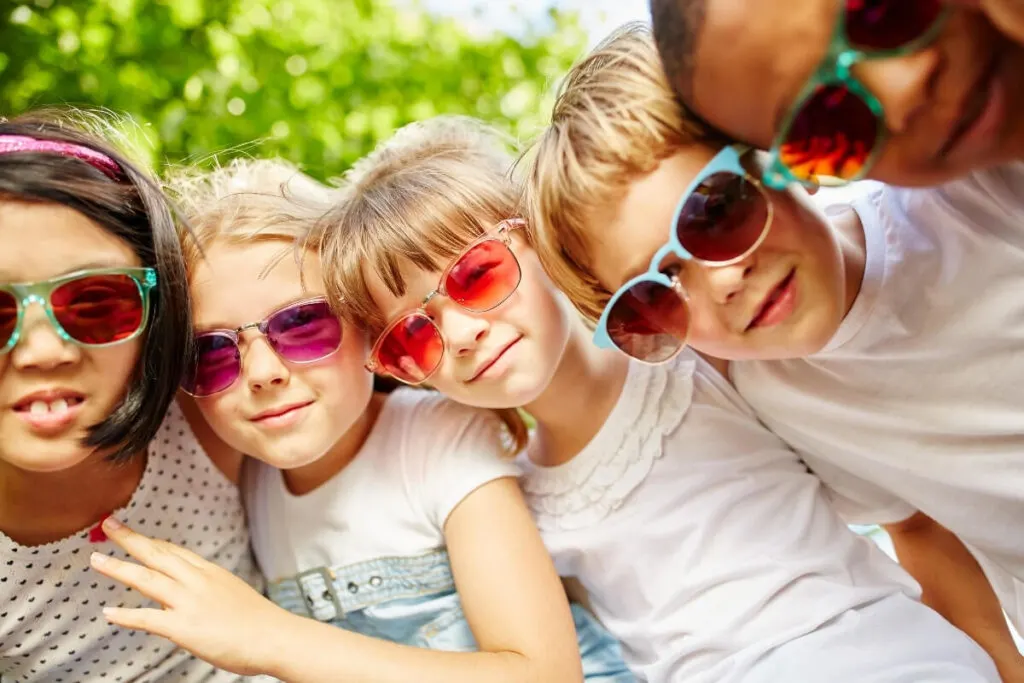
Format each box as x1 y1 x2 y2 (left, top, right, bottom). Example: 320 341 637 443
90 480 583 683
884 512 1024 682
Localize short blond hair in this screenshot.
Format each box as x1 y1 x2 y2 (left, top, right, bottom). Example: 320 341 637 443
315 116 529 454
523 22 712 322
166 157 333 278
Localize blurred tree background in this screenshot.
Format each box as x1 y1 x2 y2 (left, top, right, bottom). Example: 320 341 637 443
0 0 588 177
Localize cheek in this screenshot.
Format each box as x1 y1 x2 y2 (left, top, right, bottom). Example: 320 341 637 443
88 340 144 398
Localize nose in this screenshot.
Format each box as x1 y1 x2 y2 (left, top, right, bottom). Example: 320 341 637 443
853 46 942 135
243 337 290 392
10 303 80 371
438 306 489 357
694 258 754 305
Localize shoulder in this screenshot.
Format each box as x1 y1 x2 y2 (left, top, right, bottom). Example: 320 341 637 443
387 388 510 450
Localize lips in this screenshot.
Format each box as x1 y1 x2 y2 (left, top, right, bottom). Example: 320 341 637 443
12 389 86 414
746 269 796 331
467 336 522 383
250 401 312 422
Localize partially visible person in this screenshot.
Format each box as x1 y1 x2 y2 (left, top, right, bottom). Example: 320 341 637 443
0 110 263 682
318 113 999 682
648 0 1024 187
91 158 630 683
526 23 1024 681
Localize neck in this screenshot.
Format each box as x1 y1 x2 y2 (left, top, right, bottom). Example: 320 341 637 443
283 391 386 496
525 317 629 467
832 205 869 318
0 448 146 546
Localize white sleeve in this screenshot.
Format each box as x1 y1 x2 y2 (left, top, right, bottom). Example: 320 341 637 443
805 456 917 526
402 395 522 531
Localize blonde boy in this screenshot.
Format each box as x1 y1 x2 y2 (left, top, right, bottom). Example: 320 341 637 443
525 23 1024 679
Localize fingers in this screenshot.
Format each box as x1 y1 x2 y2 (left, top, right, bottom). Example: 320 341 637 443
100 517 205 577
102 606 172 638
91 553 181 607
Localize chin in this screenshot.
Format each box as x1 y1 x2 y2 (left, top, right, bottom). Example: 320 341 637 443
1 442 95 474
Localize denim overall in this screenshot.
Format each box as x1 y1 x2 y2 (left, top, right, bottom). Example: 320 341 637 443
268 548 634 681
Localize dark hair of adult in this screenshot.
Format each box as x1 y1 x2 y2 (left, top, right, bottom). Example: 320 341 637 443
0 110 191 462
649 0 707 103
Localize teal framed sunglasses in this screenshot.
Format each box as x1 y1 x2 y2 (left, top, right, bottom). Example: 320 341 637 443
0 267 157 354
763 0 950 190
594 146 772 363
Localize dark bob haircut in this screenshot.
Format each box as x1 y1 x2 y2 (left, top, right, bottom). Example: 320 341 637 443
0 110 191 461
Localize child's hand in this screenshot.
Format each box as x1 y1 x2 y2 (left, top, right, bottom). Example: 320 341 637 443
90 517 293 677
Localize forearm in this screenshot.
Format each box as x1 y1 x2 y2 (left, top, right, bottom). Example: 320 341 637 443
266 611 579 683
886 515 1024 681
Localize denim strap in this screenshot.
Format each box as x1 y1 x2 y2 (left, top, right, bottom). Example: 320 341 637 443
268 549 455 622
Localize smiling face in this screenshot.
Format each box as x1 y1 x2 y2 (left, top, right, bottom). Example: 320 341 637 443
587 147 857 360
189 239 373 470
363 234 573 410
0 200 143 473
681 0 1024 186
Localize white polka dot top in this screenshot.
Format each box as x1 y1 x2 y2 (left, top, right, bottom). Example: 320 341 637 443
0 401 265 683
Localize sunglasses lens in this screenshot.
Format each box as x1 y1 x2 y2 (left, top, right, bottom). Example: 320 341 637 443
781 84 878 184
445 239 521 312
606 280 690 363
50 274 145 345
266 300 342 362
0 291 17 349
677 171 770 263
183 333 241 397
375 313 444 384
845 0 944 51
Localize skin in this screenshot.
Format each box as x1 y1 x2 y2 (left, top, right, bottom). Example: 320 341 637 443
0 200 145 545
586 147 866 361
93 236 587 682
362 233 628 467
684 1 1024 186
188 240 377 494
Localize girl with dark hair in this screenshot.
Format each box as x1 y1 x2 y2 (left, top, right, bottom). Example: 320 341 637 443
0 111 263 682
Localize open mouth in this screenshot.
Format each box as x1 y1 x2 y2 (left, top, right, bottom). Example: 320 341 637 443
747 269 796 331
13 395 85 415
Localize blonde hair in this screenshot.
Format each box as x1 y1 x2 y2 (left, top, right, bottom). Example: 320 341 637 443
315 116 529 454
166 157 333 277
523 22 712 322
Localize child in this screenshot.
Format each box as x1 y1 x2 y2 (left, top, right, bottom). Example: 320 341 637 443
315 112 1000 682
0 111 262 681
90 158 633 682
525 24 1024 679
648 0 1024 188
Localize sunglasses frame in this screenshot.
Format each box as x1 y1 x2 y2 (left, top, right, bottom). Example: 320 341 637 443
182 296 341 397
0 266 157 355
366 218 526 384
593 145 772 360
763 2 951 190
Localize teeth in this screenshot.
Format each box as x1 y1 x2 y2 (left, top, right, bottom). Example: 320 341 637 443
26 399 73 414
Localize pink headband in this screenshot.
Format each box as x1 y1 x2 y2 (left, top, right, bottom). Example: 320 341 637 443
0 134 121 179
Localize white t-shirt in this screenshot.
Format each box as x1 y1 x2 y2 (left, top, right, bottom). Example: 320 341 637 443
520 353 995 683
731 164 1024 631
0 401 265 683
245 388 520 581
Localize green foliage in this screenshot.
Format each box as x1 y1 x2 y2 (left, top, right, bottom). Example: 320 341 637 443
0 0 586 176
